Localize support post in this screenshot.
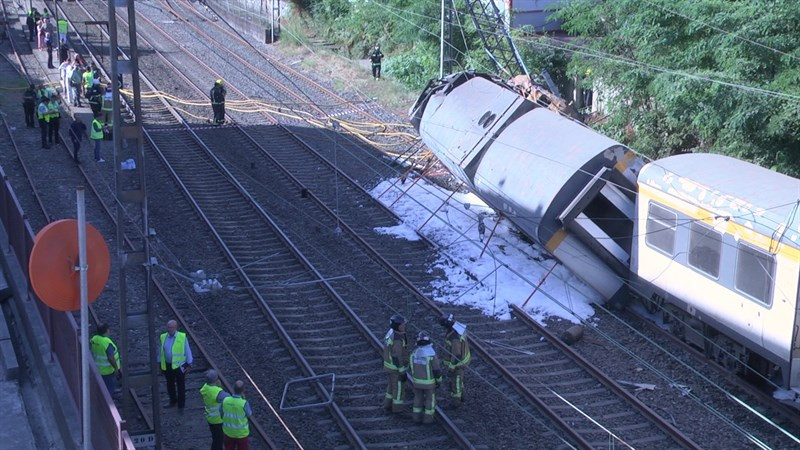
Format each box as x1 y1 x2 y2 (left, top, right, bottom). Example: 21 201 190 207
77 186 90 450
417 183 463 232
520 261 559 309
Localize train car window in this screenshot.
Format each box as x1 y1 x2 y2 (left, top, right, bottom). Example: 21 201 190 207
478 111 492 127
645 203 676 255
735 243 774 305
688 222 722 278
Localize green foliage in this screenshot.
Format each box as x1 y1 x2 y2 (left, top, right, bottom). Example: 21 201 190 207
302 0 524 90
553 0 800 176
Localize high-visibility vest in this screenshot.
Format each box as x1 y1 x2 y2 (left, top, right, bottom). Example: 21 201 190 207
200 384 223 424
58 19 67 34
37 103 50 122
159 331 187 370
47 101 60 119
221 396 249 438
83 71 94 89
90 119 104 140
409 345 439 386
90 335 120 376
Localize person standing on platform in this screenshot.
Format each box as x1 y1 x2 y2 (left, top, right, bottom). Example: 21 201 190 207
210 79 226 125
37 98 50 149
22 84 36 128
157 319 193 409
370 44 384 80
90 323 121 399
82 64 95 97
37 19 45 50
45 31 54 69
59 58 71 101
220 380 251 450
57 18 68 44
70 65 83 107
69 115 87 163
90 113 106 162
26 10 35 42
200 370 229 450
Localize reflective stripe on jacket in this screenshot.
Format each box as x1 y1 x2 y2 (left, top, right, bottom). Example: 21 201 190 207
37 102 49 121
382 328 407 373
90 335 120 376
444 323 471 369
409 344 441 388
159 331 187 370
221 396 249 438
200 383 224 424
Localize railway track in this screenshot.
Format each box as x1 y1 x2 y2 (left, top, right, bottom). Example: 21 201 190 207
55 1 478 447
54 1 712 448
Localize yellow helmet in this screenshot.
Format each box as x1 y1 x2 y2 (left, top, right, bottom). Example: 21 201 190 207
215 79 224 86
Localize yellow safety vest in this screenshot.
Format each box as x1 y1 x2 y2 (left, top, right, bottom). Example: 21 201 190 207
159 331 187 370
222 396 249 438
90 119 104 140
83 71 94 89
200 384 223 424
90 335 120 376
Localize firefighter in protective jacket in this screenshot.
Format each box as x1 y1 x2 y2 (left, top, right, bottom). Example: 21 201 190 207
383 314 408 412
440 314 471 406
210 79 226 125
409 330 441 423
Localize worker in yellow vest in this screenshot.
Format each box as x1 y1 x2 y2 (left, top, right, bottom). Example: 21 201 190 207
200 370 229 450
90 323 121 399
220 380 251 450
90 113 106 162
157 319 193 409
46 94 61 145
37 97 50 149
82 66 94 97
57 18 67 44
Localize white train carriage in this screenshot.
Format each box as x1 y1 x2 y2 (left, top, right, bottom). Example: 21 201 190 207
410 72 643 304
631 153 800 389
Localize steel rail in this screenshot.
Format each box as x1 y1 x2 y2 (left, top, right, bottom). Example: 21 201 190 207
509 304 700 449
60 2 474 447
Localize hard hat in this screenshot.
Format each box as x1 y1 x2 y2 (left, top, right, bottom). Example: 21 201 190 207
216 79 224 86
205 369 218 384
416 330 431 346
585 68 592 76
390 314 406 330
439 313 455 329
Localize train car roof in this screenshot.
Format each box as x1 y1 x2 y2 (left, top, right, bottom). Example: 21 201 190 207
639 153 800 249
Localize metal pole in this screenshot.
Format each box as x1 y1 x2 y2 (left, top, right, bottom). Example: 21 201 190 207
77 186 90 450
439 0 444 79
270 0 274 43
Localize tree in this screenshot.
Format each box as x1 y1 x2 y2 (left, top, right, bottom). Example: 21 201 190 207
552 0 800 176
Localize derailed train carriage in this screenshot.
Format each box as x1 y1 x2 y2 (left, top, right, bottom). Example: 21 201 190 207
409 71 800 392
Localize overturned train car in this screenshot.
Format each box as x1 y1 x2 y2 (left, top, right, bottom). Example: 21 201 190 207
409 71 800 392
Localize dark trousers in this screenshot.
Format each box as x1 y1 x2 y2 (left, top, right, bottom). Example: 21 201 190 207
164 366 186 407
90 102 101 116
372 64 381 79
223 436 249 450
212 103 225 124
47 47 54 68
93 139 102 161
28 25 34 41
48 118 60 144
23 104 35 127
71 139 81 162
209 423 223 450
39 119 49 147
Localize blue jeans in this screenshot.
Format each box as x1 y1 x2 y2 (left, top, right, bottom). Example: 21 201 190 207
102 373 116 396
93 139 101 160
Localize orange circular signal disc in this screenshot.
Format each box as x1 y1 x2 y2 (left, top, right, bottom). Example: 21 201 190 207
29 219 111 311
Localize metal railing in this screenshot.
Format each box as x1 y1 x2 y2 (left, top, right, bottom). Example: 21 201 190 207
0 163 134 449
